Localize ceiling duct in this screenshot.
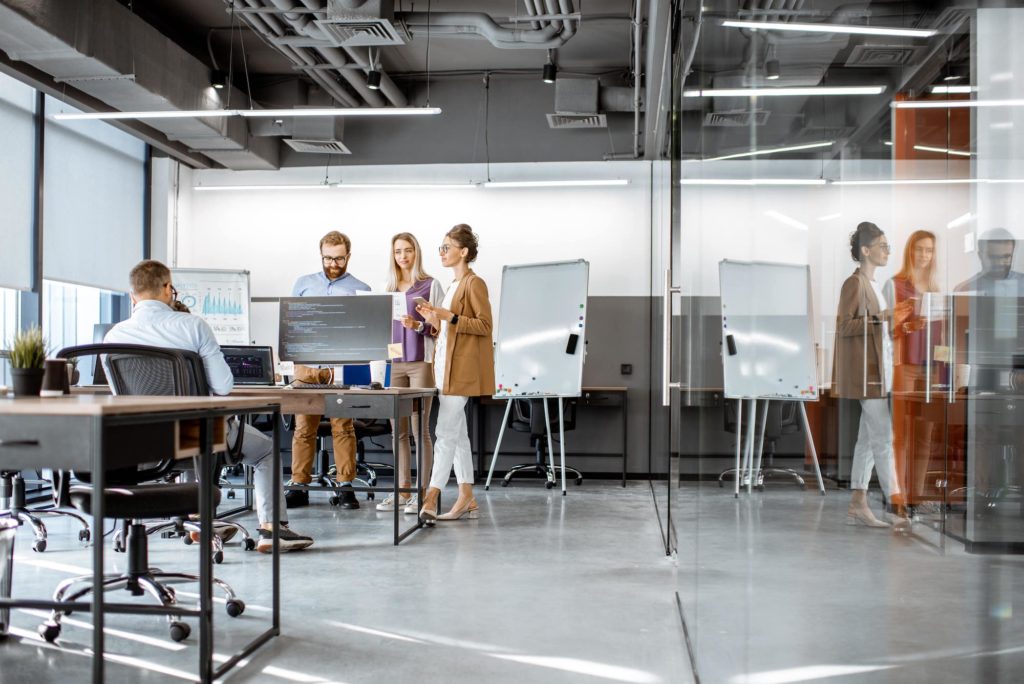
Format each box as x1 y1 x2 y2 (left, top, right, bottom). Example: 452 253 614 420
704 110 770 127
547 113 607 129
0 0 279 170
845 44 927 68
548 79 637 130
285 105 350 154
316 0 407 47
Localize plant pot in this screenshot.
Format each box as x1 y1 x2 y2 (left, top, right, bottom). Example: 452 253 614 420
11 368 45 397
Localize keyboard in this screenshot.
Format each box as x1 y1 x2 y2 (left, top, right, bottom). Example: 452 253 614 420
289 382 351 390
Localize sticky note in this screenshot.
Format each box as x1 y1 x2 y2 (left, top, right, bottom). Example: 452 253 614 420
387 343 403 359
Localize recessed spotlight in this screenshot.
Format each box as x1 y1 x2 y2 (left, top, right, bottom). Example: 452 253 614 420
765 58 781 80
367 69 381 90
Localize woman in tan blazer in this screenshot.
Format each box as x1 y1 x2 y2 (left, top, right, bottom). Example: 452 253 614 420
415 224 496 520
833 222 913 529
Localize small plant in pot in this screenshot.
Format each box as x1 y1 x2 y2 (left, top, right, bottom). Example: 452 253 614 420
8 326 49 397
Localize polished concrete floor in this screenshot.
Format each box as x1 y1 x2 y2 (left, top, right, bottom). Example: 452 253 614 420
1 480 688 683
668 482 1024 684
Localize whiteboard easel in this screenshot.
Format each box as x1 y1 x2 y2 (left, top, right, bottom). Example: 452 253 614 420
719 260 825 497
484 260 590 496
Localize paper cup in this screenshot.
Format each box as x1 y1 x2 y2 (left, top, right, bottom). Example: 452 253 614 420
369 360 387 386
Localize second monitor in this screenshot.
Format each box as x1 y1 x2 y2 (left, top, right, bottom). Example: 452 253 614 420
278 294 393 365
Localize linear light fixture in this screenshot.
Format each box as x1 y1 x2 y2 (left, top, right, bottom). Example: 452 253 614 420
893 99 1024 109
929 85 975 94
482 179 629 188
817 213 842 221
833 178 982 186
698 140 834 162
913 144 973 157
680 178 828 186
336 183 478 189
947 212 974 229
193 184 334 191
721 19 938 38
52 106 443 121
684 86 886 98
764 210 808 231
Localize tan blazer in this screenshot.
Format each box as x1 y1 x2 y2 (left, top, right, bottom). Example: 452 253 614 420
832 268 889 400
436 270 496 397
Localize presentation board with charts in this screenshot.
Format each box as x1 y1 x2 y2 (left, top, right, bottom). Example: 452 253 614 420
494 259 589 398
719 260 818 401
171 268 251 346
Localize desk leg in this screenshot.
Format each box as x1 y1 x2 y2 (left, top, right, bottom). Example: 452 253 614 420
272 410 281 630
622 393 628 487
558 398 567 496
199 417 215 684
484 401 513 490
91 416 106 683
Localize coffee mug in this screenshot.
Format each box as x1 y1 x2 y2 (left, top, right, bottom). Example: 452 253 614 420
40 359 70 397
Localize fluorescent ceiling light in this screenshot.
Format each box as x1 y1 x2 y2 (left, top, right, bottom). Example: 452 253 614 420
883 141 893 146
193 184 333 191
764 210 808 231
817 213 842 221
721 19 938 38
680 178 827 186
482 179 629 188
947 212 974 229
684 86 885 98
834 178 981 186
913 144 973 157
699 140 834 162
52 106 442 121
929 85 975 94
894 99 1024 109
336 183 477 189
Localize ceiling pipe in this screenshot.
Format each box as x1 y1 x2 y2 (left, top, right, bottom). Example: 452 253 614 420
545 0 564 33
558 0 577 41
522 0 543 30
400 12 576 49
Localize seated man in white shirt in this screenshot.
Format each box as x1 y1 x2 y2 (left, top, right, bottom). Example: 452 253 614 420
105 260 312 553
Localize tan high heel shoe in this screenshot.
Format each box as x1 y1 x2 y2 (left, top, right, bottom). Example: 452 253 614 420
437 497 479 521
419 487 440 521
846 490 889 528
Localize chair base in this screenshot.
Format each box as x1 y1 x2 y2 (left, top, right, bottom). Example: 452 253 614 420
501 463 584 489
718 466 807 489
1 473 91 552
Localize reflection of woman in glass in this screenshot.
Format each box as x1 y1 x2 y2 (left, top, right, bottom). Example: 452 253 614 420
884 231 941 508
833 222 913 528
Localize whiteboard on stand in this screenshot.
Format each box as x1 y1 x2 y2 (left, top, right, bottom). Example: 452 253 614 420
719 260 818 401
171 268 251 346
493 259 589 398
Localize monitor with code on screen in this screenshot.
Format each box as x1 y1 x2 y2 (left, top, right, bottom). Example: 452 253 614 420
278 295 392 365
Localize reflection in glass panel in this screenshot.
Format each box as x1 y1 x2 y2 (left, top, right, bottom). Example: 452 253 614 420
669 3 1022 683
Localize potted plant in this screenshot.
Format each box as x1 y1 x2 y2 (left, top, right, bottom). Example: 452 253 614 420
7 326 48 397
66 357 80 386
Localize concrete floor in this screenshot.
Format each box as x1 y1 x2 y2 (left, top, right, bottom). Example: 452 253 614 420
1 480 688 683
670 482 1024 684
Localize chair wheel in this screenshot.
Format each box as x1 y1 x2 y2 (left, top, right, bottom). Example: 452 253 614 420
225 599 245 618
38 622 61 642
183 535 194 545
329 496 340 506
576 478 583 486
545 481 555 490
243 538 256 551
227 491 236 499
113 539 125 553
32 539 46 553
500 480 509 487
78 529 91 543
169 621 191 642
213 550 224 565
366 492 375 501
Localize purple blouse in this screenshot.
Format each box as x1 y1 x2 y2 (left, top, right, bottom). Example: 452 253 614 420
392 278 434 363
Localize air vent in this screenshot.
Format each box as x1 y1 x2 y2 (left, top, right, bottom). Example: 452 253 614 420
846 45 927 68
704 110 770 127
314 19 407 46
283 139 352 154
547 114 607 129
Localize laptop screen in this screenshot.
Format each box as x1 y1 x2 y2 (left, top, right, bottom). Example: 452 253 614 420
222 346 275 385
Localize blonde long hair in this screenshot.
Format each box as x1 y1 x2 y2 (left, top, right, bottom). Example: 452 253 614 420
385 232 432 292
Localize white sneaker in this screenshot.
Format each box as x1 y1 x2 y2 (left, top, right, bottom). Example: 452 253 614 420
403 494 420 515
376 494 411 512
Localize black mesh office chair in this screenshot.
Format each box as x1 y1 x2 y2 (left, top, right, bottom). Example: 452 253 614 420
719 400 806 489
500 398 582 489
0 470 91 553
39 344 246 643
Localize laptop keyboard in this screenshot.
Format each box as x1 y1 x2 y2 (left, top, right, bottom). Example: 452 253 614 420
290 382 351 390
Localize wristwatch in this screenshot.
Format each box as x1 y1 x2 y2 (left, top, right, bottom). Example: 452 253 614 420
450 314 459 326
415 320 425 333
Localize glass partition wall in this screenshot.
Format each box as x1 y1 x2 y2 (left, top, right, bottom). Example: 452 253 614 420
664 3 1024 682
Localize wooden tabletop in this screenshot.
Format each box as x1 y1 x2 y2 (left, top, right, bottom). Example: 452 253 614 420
230 386 436 397
0 394 279 416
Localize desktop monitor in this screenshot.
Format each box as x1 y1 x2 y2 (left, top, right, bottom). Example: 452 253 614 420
278 295 393 365
222 345 275 385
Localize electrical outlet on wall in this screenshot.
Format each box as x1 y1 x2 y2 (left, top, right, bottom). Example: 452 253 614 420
620 363 633 375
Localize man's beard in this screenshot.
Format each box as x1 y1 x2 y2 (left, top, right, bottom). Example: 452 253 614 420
323 264 346 280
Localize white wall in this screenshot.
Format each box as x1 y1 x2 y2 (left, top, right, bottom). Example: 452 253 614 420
176 161 653 347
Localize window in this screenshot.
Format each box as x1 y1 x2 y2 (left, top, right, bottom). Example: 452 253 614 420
0 287 21 387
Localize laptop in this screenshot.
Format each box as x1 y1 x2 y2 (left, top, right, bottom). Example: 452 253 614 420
222 346 276 386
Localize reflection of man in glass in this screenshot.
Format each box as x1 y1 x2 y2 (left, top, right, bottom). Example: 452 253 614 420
953 228 1024 540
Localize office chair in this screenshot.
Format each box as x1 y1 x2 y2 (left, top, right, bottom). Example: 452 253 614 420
0 471 91 553
718 400 806 489
500 398 582 489
40 344 245 643
60 344 254 558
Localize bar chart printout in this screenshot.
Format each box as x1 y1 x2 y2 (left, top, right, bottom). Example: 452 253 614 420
171 268 251 345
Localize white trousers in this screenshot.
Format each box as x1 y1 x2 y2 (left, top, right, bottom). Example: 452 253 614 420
229 422 287 526
429 393 474 490
850 398 901 499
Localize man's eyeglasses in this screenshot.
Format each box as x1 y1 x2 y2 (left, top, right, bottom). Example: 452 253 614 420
322 255 348 265
169 285 179 301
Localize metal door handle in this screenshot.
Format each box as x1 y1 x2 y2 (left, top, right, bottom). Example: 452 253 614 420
0 439 40 447
662 268 681 407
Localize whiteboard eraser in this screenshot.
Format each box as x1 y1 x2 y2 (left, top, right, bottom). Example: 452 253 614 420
566 333 579 354
726 335 737 356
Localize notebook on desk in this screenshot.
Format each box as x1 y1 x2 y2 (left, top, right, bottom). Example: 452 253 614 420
222 346 276 386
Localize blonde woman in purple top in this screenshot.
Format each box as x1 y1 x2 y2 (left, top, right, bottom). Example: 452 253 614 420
377 232 445 514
